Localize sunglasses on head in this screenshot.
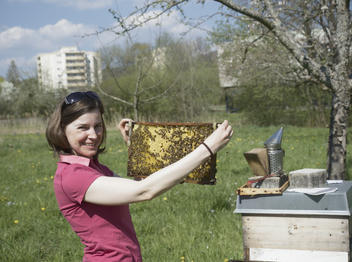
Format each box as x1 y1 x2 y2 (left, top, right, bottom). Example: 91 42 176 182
64 91 100 105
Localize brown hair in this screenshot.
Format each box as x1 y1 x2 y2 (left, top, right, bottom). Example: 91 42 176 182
46 94 107 157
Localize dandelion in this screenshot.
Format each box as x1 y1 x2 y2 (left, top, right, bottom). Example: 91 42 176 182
224 259 229 262
163 197 167 201
0 195 8 202
50 176 54 179
17 149 21 153
180 256 185 261
14 220 19 224
41 207 46 211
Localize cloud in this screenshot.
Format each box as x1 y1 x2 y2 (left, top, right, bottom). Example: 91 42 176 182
38 19 91 40
0 19 103 76
0 19 96 51
0 26 35 49
0 8 209 76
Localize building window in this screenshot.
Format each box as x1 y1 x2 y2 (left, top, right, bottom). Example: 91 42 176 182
67 73 85 77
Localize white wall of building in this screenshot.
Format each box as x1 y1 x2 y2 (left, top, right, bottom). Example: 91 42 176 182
37 46 102 90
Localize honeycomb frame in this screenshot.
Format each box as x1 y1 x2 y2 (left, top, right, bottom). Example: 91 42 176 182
127 122 217 185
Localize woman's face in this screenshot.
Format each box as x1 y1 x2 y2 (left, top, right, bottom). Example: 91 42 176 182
64 109 103 158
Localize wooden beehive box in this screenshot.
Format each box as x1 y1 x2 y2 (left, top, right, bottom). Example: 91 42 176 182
127 122 217 184
241 214 350 261
235 181 352 261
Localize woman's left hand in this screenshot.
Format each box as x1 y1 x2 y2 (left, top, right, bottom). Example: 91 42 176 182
117 118 133 144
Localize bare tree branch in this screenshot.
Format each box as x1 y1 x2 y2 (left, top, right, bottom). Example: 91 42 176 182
96 83 133 106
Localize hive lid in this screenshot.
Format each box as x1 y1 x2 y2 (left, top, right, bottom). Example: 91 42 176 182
264 127 283 149
234 181 352 216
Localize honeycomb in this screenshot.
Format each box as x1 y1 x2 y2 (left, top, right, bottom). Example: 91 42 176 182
127 122 217 185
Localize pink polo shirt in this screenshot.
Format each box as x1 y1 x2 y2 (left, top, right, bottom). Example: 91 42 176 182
54 155 142 262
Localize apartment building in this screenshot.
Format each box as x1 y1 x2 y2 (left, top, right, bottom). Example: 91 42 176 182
37 46 102 90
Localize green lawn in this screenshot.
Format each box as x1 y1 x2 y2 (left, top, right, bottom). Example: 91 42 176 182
0 121 350 261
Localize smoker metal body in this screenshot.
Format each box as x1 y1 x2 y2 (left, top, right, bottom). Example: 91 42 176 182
264 127 284 175
266 148 285 175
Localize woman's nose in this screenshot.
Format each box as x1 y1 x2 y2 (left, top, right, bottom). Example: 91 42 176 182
88 127 98 139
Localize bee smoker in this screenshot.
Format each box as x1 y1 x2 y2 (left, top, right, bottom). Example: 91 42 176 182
264 127 284 175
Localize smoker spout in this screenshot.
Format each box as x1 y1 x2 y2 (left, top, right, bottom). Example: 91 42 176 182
264 127 284 150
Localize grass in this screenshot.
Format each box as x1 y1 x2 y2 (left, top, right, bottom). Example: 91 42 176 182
0 117 47 135
1 116 351 261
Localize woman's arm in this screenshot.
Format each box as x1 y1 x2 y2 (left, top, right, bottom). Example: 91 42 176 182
84 120 233 205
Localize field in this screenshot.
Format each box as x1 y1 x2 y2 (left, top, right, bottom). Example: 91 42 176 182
1 115 351 262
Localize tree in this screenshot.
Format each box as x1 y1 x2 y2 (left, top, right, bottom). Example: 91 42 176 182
161 37 221 121
97 41 179 121
6 60 21 87
107 0 351 180
97 34 221 122
213 19 331 127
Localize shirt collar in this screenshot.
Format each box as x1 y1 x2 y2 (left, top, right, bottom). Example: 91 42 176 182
59 155 92 166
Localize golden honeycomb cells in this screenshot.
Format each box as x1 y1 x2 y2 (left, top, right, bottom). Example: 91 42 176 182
127 122 217 185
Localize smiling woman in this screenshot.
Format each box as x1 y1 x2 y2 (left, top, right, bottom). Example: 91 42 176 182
46 91 107 157
64 109 103 158
45 90 233 261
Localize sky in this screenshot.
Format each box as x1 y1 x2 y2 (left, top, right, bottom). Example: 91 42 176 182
0 0 221 78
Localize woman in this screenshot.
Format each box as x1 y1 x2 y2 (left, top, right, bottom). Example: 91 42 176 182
46 91 233 262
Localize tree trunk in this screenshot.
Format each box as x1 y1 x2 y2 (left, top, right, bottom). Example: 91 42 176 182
327 90 350 180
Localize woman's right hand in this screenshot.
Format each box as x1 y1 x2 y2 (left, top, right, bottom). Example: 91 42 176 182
203 120 233 154
117 118 133 144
